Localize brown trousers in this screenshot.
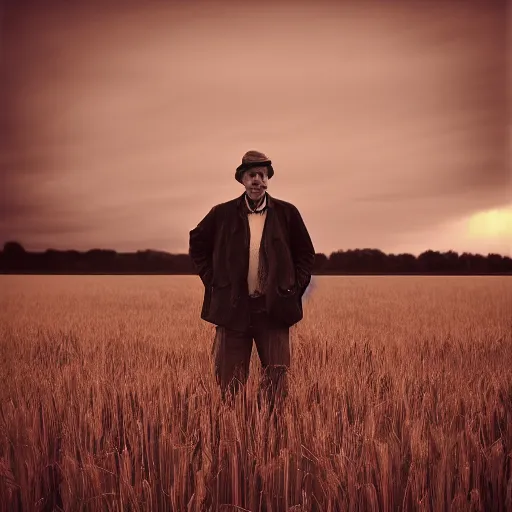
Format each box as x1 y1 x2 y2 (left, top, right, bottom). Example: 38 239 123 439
212 295 290 409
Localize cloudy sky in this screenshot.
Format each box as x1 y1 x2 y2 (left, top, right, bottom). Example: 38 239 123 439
1 0 510 257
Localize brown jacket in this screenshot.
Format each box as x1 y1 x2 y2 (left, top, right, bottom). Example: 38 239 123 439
189 192 315 331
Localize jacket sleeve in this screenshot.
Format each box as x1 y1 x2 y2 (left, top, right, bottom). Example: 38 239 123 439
290 205 315 296
189 206 216 287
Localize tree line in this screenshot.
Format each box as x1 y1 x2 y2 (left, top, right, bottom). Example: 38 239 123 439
1 241 511 275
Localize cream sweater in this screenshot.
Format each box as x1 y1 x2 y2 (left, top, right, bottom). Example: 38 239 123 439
245 194 267 296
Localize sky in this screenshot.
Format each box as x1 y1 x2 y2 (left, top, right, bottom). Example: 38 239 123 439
1 0 510 257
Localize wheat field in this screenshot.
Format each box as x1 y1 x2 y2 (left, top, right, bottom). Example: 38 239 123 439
0 275 511 511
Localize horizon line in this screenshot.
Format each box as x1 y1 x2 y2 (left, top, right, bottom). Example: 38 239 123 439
2 241 511 259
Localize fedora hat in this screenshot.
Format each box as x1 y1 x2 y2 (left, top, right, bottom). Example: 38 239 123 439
235 150 274 183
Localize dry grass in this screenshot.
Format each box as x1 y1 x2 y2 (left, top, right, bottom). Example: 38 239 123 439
0 275 511 511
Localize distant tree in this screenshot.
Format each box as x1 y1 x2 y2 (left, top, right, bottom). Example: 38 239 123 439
442 250 459 272
488 253 506 273
459 252 472 273
3 241 26 257
358 248 387 272
459 252 488 274
86 249 117 269
396 253 417 273
388 253 414 273
313 253 328 273
326 250 348 272
2 241 27 271
470 253 488 273
418 250 445 272
0 240 510 274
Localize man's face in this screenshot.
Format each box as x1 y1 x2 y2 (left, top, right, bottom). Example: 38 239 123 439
241 166 268 201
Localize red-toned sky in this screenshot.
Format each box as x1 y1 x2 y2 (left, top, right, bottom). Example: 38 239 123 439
1 0 510 256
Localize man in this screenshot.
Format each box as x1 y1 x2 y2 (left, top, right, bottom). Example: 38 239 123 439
189 150 315 409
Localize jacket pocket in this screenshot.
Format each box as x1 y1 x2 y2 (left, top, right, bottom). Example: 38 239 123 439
208 283 233 324
272 286 302 326
276 284 297 297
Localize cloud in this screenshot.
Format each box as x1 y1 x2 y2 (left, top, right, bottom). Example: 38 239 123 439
0 0 508 256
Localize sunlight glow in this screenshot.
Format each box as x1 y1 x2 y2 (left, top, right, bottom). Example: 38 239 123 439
467 207 512 239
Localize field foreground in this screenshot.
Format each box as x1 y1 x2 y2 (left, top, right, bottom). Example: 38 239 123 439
1 275 511 511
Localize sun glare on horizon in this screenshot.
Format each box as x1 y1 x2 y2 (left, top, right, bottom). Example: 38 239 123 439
467 207 512 240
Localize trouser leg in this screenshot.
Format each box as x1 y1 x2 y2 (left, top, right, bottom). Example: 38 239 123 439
252 314 291 413
212 325 253 401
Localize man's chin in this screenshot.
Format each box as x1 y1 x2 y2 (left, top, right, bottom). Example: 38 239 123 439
247 189 265 200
